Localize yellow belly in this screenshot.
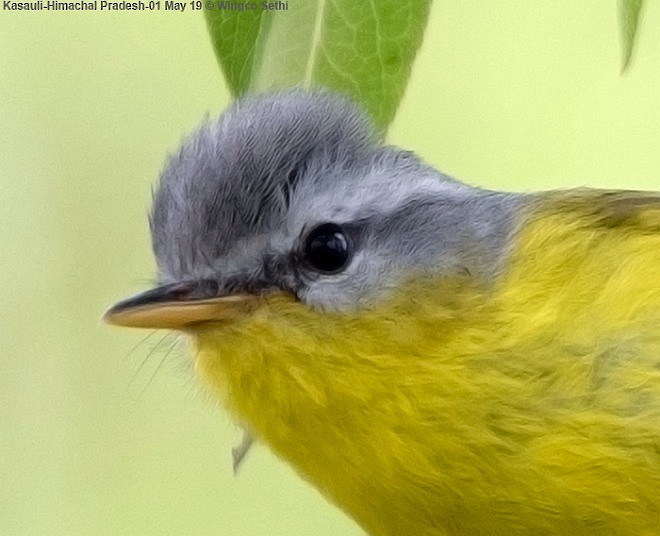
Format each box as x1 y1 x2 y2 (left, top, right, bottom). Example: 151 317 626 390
193 191 660 535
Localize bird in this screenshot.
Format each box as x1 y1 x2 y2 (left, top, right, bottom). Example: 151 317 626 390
105 89 660 535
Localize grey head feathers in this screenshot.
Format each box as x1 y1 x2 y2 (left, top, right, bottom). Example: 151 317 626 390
150 89 523 311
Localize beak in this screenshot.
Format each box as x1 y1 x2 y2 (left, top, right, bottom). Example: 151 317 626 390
103 280 284 330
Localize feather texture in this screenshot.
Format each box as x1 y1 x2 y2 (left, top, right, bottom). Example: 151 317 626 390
193 191 660 535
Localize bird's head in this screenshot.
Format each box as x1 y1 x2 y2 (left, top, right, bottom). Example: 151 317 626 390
105 89 519 331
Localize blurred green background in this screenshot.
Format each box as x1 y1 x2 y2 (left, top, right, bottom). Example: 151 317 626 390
1 2 659 535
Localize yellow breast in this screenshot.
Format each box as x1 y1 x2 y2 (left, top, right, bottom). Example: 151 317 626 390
193 191 660 535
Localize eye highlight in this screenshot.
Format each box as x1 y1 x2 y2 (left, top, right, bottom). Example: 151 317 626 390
304 223 350 273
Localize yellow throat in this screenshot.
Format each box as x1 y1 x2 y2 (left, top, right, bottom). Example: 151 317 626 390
192 192 660 535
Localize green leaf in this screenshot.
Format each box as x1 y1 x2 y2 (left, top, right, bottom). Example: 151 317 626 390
205 0 431 131
205 6 268 96
618 0 644 72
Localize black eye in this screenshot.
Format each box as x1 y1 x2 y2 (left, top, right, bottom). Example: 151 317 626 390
304 223 350 273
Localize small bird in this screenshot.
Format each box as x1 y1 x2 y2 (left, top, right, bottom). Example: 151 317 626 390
105 90 660 535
